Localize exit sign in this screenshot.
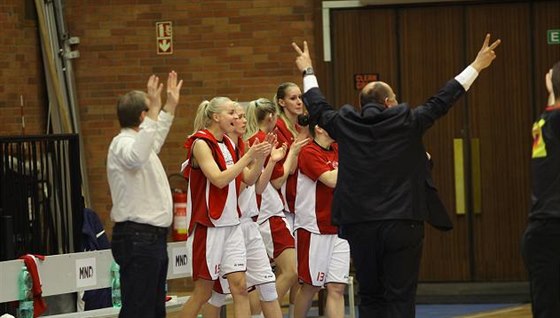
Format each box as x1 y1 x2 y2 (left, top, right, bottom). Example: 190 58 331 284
156 21 173 55
548 29 560 45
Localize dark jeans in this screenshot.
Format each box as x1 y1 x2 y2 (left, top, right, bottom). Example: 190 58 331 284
111 221 169 318
521 219 560 318
339 220 424 318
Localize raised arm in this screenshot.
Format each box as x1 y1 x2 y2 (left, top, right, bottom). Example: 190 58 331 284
162 70 184 115
414 34 501 132
146 74 163 121
153 71 184 153
119 75 162 167
292 41 339 139
546 68 555 106
469 33 501 73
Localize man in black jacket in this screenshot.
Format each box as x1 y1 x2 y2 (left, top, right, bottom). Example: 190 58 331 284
292 34 500 318
521 62 560 318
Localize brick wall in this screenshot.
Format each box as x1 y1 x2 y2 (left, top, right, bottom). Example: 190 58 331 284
62 0 317 229
0 0 46 136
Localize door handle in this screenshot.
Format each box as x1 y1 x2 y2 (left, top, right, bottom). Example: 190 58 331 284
453 138 481 215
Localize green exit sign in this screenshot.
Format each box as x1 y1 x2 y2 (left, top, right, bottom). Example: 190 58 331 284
548 29 560 45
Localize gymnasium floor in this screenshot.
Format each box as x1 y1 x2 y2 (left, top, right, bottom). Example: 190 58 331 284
298 303 531 318
417 303 531 318
167 279 533 317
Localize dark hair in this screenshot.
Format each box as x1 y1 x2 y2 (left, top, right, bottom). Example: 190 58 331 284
359 82 390 107
117 90 148 128
308 119 318 139
552 61 560 100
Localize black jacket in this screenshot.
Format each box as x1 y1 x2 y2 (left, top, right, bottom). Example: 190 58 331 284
426 158 453 231
302 79 464 226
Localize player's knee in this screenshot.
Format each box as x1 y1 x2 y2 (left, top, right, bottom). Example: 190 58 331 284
257 282 278 302
326 283 346 298
228 276 249 296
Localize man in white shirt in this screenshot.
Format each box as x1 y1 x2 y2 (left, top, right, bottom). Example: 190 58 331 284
107 71 183 318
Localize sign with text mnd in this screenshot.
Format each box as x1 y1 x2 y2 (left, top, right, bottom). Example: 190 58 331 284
354 73 379 90
76 258 97 288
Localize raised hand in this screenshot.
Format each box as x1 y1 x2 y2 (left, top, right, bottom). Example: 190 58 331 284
270 142 288 163
146 75 163 120
262 132 278 157
264 132 277 147
546 68 556 106
289 137 310 157
471 34 501 72
292 41 312 73
147 74 163 110
246 139 272 162
163 70 184 115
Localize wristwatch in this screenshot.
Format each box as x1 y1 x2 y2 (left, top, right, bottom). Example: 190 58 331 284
302 66 314 77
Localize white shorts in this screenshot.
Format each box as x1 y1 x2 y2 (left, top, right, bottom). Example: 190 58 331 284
186 224 246 281
284 211 295 233
296 229 350 287
259 216 295 259
214 220 276 293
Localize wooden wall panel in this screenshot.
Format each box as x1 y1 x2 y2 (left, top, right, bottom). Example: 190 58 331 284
331 9 399 107
325 0 556 282
532 0 560 113
399 5 469 281
465 2 532 280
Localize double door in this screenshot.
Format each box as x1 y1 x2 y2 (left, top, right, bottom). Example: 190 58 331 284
320 0 560 281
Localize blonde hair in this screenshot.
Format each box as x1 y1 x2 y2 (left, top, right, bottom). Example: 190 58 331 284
244 98 277 140
274 82 299 138
192 97 232 134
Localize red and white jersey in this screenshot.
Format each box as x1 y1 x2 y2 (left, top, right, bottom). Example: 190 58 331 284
294 142 338 234
248 130 286 224
184 130 241 231
239 185 258 220
275 118 298 214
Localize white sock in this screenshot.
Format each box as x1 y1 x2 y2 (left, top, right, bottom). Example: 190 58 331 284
251 314 264 318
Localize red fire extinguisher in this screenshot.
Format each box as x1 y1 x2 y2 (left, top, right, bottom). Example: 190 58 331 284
172 190 188 241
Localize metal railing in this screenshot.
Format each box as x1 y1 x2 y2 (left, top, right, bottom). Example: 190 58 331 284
0 134 83 260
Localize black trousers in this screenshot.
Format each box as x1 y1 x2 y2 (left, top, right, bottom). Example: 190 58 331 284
111 221 169 318
339 220 424 318
521 219 560 318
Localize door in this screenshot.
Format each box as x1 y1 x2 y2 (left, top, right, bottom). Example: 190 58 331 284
326 0 560 281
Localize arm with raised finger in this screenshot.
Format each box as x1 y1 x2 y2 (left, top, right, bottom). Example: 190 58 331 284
146 75 163 121
546 69 555 106
470 33 501 72
163 70 184 115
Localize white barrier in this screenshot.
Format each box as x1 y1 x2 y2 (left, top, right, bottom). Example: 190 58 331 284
0 242 189 303
1 242 355 318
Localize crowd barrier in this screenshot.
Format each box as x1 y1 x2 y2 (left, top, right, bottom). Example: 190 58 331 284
0 242 355 318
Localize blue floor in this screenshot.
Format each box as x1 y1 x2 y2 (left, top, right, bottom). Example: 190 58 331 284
299 303 518 317
416 303 516 317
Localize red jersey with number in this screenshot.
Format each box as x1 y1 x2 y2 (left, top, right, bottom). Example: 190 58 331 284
294 142 338 234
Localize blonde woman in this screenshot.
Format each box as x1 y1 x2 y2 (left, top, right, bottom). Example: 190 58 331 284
180 97 270 318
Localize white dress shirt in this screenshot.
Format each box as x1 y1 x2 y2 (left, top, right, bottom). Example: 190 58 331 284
107 111 174 227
